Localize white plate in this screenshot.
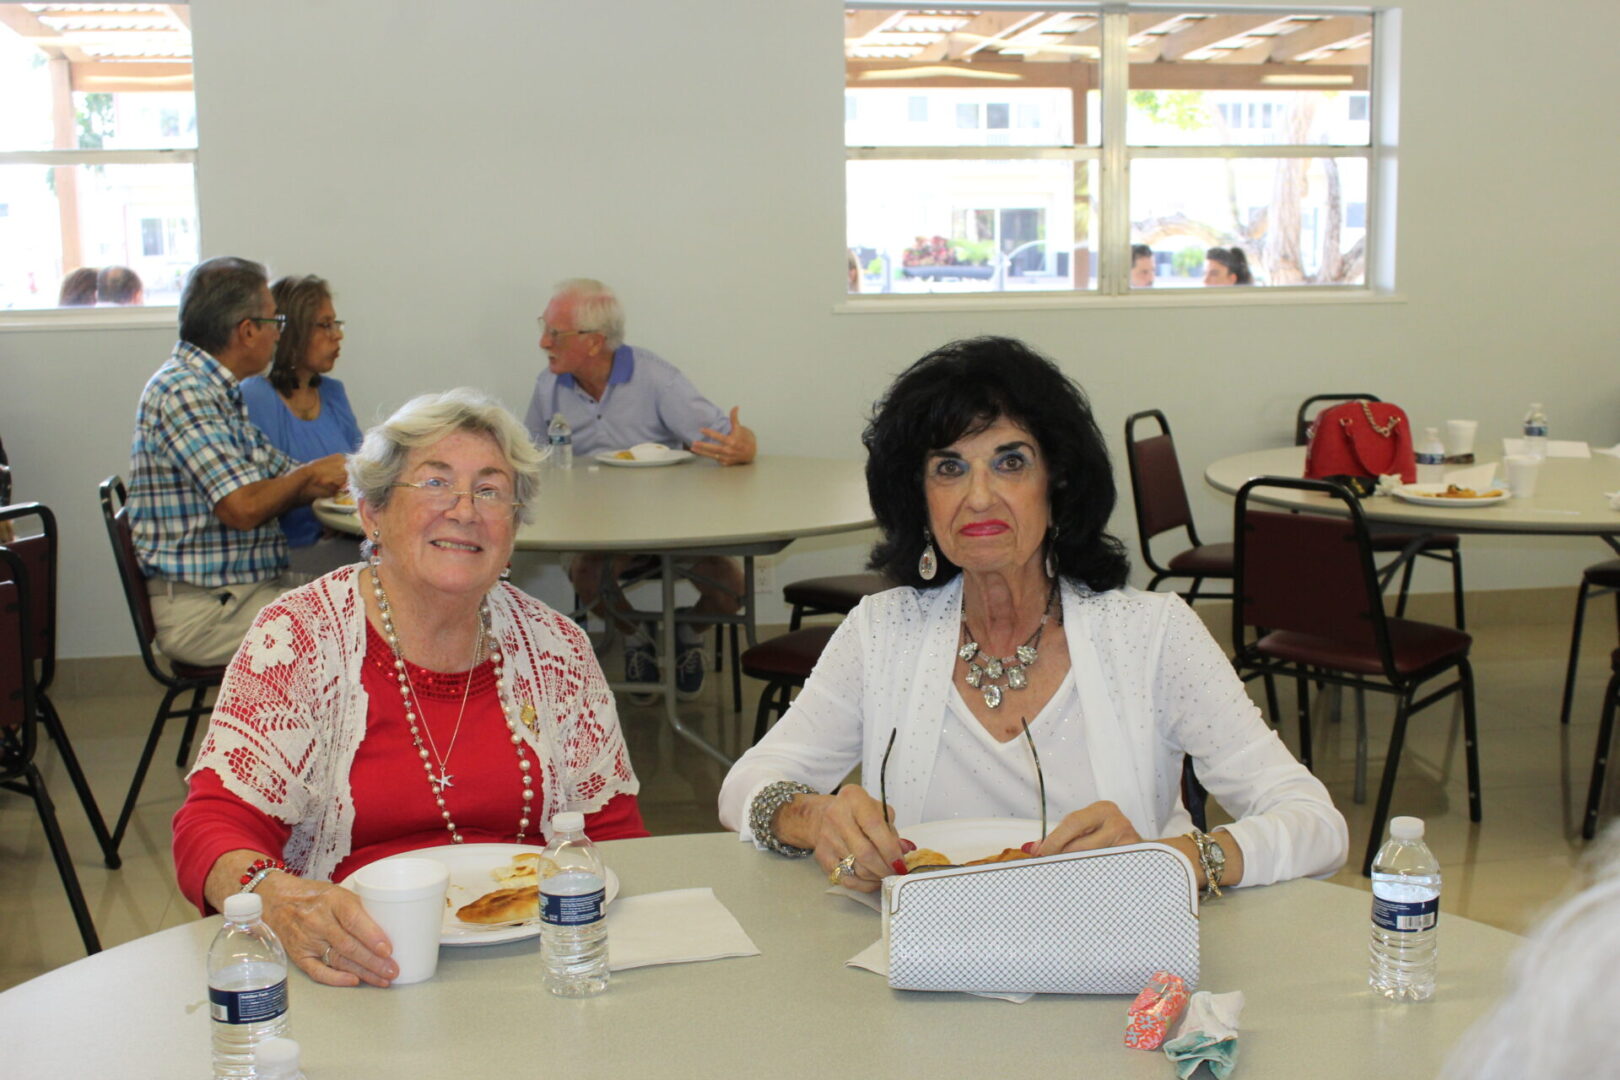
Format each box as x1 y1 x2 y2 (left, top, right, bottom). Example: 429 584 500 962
315 496 358 515
1393 483 1511 508
594 449 695 468
340 842 621 947
899 818 1043 865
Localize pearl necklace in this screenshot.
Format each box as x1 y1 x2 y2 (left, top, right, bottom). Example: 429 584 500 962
959 582 1058 709
370 564 534 844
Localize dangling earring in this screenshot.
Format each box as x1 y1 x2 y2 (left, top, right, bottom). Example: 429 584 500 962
918 528 938 581
1044 525 1059 580
364 528 381 568
500 563 512 580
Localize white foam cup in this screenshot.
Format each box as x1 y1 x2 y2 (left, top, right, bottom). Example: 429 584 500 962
351 857 449 984
1444 419 1478 457
1502 455 1541 498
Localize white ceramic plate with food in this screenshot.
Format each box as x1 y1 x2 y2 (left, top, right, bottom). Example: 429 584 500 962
1393 483 1510 508
594 447 695 468
899 818 1044 866
340 842 620 947
315 495 359 515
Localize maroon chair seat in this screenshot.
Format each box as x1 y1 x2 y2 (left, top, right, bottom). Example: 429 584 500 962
1560 559 1620 726
1124 410 1233 605
99 476 228 857
782 573 891 630
1233 477 1480 877
740 625 836 744
1583 648 1620 839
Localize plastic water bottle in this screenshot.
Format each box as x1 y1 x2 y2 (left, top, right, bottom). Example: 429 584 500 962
1368 816 1441 1001
254 1037 305 1079
546 412 573 469
1415 427 1446 484
1522 402 1549 459
209 893 290 1078
540 811 608 997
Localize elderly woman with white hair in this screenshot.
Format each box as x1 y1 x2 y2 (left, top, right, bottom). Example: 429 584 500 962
172 388 645 987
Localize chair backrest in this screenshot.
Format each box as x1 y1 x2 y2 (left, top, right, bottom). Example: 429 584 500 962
0 545 41 773
0 462 11 506
1124 410 1200 565
0 503 57 693
98 475 167 681
1232 476 1396 674
1294 393 1381 447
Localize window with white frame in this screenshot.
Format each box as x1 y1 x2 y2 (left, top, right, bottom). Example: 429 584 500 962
844 5 1382 296
0 2 197 310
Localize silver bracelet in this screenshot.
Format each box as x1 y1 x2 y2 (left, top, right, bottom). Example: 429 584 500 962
1186 829 1226 900
240 866 288 894
749 780 817 857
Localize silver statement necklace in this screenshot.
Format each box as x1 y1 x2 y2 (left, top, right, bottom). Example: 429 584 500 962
370 564 535 844
959 582 1059 709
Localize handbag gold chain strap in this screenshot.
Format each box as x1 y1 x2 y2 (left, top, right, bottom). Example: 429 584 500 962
1341 401 1401 437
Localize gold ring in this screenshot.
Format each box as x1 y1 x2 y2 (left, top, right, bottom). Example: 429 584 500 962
322 945 335 967
828 853 859 885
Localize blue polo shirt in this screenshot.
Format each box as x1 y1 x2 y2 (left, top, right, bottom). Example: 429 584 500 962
524 344 730 459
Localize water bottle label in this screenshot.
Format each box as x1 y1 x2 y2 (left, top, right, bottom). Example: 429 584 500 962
208 979 288 1024
1524 424 1548 438
1372 895 1438 932
1415 452 1443 465
542 887 605 927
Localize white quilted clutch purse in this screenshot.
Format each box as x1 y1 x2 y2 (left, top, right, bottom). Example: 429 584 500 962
882 842 1200 995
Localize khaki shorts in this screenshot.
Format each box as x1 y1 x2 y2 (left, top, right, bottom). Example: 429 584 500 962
148 572 302 668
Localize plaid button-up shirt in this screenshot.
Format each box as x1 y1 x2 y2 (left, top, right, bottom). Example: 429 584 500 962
128 341 300 587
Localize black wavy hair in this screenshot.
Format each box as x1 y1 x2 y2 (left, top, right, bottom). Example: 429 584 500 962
863 336 1129 592
1206 246 1253 285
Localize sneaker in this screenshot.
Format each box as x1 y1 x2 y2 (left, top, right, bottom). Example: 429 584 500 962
622 632 659 707
674 607 706 701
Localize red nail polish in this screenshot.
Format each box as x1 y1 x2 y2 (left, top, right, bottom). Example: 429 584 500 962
891 858 909 875
1020 841 1038 855
900 838 917 853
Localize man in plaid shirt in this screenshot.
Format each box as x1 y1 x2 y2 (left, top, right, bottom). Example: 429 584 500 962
129 256 349 666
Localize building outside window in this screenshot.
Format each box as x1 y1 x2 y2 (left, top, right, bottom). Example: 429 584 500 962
0 2 198 310
845 5 1383 296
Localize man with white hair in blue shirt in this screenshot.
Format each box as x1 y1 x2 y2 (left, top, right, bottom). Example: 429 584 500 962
525 278 758 701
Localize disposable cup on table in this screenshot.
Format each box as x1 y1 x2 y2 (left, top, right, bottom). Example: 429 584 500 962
351 857 450 984
1502 455 1541 498
1444 419 1478 457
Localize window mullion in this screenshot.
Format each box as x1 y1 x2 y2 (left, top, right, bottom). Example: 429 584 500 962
1097 8 1131 295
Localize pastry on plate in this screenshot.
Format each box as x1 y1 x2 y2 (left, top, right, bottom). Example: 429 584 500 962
455 885 538 925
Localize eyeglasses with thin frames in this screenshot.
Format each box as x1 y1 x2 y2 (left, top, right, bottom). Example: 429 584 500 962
537 318 595 340
314 319 346 335
247 314 287 332
879 718 1049 856
391 478 518 516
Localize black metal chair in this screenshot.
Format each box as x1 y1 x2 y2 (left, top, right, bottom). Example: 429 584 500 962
1232 476 1481 876
0 502 119 868
1559 560 1620 726
98 476 227 854
782 572 891 630
739 625 836 744
1123 410 1233 605
1584 648 1620 840
1295 393 1467 628
0 542 101 953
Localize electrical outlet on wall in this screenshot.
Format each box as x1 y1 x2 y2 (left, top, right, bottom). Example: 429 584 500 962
754 557 775 592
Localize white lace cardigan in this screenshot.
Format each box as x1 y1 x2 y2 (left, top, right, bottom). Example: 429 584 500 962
188 565 639 882
717 579 1348 887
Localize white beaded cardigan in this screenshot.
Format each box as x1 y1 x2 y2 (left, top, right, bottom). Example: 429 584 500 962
188 565 639 882
718 578 1348 887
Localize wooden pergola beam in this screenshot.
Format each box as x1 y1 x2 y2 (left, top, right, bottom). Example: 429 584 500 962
1158 14 1291 62
913 12 1043 62
844 9 902 43
70 61 193 93
1267 17 1371 63
849 60 1365 93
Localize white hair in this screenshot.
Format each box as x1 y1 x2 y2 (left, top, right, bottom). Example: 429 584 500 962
348 387 545 523
553 277 625 351
1439 824 1620 1078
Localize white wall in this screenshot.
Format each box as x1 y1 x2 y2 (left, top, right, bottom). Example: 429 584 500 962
4 0 1618 658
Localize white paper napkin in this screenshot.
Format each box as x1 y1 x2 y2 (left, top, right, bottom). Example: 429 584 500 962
1502 438 1590 458
1440 463 1501 491
625 442 682 462
1595 444 1620 459
604 887 760 971
845 938 1034 1003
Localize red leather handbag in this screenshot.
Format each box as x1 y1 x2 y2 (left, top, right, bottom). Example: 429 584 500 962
1304 401 1416 484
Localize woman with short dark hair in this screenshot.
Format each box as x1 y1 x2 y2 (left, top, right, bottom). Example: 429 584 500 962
1204 246 1254 286
718 336 1343 895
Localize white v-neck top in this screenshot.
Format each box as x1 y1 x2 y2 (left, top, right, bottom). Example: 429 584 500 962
920 670 1095 823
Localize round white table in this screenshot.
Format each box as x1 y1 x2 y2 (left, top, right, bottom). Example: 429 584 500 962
316 456 876 764
1204 446 1620 545
0 832 1518 1079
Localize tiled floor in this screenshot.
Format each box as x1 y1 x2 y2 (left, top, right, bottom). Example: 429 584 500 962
3 591 1616 992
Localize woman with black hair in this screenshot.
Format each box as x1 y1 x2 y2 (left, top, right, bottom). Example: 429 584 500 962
718 337 1343 894
1204 246 1254 286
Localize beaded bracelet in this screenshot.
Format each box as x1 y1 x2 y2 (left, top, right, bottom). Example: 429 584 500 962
238 856 292 893
1185 830 1225 900
748 780 817 857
